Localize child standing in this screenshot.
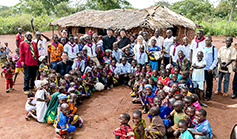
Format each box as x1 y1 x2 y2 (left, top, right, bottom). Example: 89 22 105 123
114 113 135 139
135 46 148 66
177 50 190 72
132 110 146 139
2 62 14 92
38 56 49 76
0 46 7 70
145 107 166 139
13 48 24 83
192 51 206 107
4 42 12 57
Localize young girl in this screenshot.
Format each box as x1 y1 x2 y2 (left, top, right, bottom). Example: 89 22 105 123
146 64 153 76
135 64 142 74
13 48 23 83
96 45 104 65
38 56 49 78
176 50 190 72
35 80 49 122
25 91 37 121
102 49 112 64
2 62 14 92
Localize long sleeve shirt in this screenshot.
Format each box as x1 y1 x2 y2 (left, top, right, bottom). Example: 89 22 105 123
20 41 38 66
135 52 148 65
83 43 97 58
203 45 218 70
112 49 123 63
71 59 85 73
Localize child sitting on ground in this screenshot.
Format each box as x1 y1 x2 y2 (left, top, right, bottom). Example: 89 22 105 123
25 91 37 121
146 64 153 76
145 107 166 139
141 84 157 113
181 71 193 93
167 100 187 135
132 110 146 139
2 62 14 92
158 69 170 86
39 56 49 77
177 119 193 139
190 94 202 111
114 113 135 139
123 48 134 64
188 109 213 139
54 103 76 139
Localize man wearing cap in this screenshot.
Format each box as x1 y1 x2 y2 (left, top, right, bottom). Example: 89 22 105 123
103 28 117 50
64 34 79 61
20 32 39 94
118 28 130 50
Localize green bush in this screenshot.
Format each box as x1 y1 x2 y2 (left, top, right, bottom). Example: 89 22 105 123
0 14 58 35
200 20 237 37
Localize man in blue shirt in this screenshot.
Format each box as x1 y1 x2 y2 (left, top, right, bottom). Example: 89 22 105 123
117 57 131 85
203 36 218 101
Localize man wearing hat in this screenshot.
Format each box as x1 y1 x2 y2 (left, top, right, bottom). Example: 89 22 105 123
103 28 117 50
20 32 39 94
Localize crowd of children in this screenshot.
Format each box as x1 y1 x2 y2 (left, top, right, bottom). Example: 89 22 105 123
5 28 236 139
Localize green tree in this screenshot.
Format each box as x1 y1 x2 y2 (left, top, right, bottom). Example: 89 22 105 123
54 2 76 17
227 0 237 22
171 0 214 21
155 1 172 8
0 6 12 17
84 0 132 10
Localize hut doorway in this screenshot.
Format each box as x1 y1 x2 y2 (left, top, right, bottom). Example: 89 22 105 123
67 27 72 35
168 26 178 36
98 29 107 36
79 27 86 34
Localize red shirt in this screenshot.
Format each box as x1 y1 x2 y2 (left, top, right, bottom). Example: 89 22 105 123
16 33 24 47
20 41 38 66
2 67 14 79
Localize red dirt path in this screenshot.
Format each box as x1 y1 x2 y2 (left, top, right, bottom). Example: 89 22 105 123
0 32 237 139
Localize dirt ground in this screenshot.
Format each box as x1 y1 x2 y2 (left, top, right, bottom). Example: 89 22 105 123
0 31 237 139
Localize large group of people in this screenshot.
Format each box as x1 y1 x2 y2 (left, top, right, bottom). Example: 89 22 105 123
1 25 237 139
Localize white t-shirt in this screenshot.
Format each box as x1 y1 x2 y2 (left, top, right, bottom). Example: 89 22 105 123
83 43 97 58
169 45 185 63
190 39 205 63
183 44 191 60
163 36 174 57
148 36 164 48
34 38 48 56
192 59 206 81
64 42 79 59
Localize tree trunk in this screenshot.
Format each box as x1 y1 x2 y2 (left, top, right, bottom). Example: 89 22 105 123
229 3 236 22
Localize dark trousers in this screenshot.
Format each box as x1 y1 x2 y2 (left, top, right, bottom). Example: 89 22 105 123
233 72 237 95
118 74 129 85
205 70 213 99
163 57 169 66
24 65 37 91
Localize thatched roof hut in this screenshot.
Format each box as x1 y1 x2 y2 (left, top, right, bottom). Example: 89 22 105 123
49 5 197 43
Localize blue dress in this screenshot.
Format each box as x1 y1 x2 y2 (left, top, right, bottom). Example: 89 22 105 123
147 46 162 71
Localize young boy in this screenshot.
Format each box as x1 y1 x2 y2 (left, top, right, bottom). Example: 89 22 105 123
181 71 193 93
123 48 134 64
54 103 76 139
135 46 148 66
2 62 14 92
132 110 146 139
142 84 157 113
167 100 187 134
145 107 166 139
178 119 193 139
192 51 206 107
188 109 213 139
4 42 12 57
71 53 85 73
114 113 135 139
112 42 123 63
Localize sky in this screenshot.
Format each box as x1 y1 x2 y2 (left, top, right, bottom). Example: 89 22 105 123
0 0 219 8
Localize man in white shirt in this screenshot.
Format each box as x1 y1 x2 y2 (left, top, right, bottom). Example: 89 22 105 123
190 30 206 64
182 36 191 60
148 28 164 48
163 29 173 65
169 36 185 66
64 34 79 60
83 35 100 66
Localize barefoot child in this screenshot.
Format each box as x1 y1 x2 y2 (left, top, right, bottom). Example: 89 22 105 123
13 48 24 83
145 107 166 139
2 62 14 92
114 113 135 139
192 51 206 107
132 110 146 139
25 91 37 120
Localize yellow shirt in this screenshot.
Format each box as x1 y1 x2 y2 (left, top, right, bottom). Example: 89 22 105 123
218 46 236 73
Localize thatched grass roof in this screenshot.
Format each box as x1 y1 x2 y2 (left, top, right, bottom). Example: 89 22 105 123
49 5 196 30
